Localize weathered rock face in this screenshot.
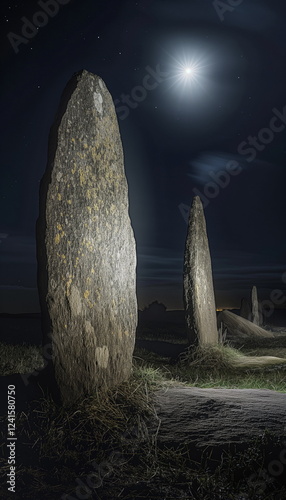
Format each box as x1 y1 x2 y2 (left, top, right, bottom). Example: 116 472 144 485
251 286 261 326
217 310 273 339
240 297 251 321
37 70 137 404
240 288 263 326
183 196 218 346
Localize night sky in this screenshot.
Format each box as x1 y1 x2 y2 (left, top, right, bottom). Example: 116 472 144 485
1 0 286 313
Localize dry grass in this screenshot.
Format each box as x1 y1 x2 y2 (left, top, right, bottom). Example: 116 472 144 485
1 338 286 498
0 364 158 499
1 360 285 499
178 343 286 370
133 342 286 392
0 341 44 375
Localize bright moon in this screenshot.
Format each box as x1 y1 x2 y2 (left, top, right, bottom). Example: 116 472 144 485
166 52 206 93
185 67 195 78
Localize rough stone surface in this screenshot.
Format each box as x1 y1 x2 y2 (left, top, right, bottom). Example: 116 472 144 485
183 196 218 346
241 288 264 326
37 70 137 404
251 286 261 326
240 297 251 321
147 387 286 465
218 310 274 339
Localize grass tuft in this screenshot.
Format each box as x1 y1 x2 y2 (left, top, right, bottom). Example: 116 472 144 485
179 343 242 371
0 363 157 499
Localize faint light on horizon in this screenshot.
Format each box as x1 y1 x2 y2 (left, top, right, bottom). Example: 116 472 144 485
216 307 234 311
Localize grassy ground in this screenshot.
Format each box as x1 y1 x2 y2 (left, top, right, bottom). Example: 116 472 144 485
134 335 286 392
1 335 286 498
0 342 44 376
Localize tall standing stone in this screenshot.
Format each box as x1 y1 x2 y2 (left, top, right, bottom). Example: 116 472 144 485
240 297 251 321
183 196 218 346
251 286 260 326
240 288 263 326
37 70 137 404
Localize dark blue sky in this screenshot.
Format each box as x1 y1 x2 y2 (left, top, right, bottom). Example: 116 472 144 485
0 0 286 312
